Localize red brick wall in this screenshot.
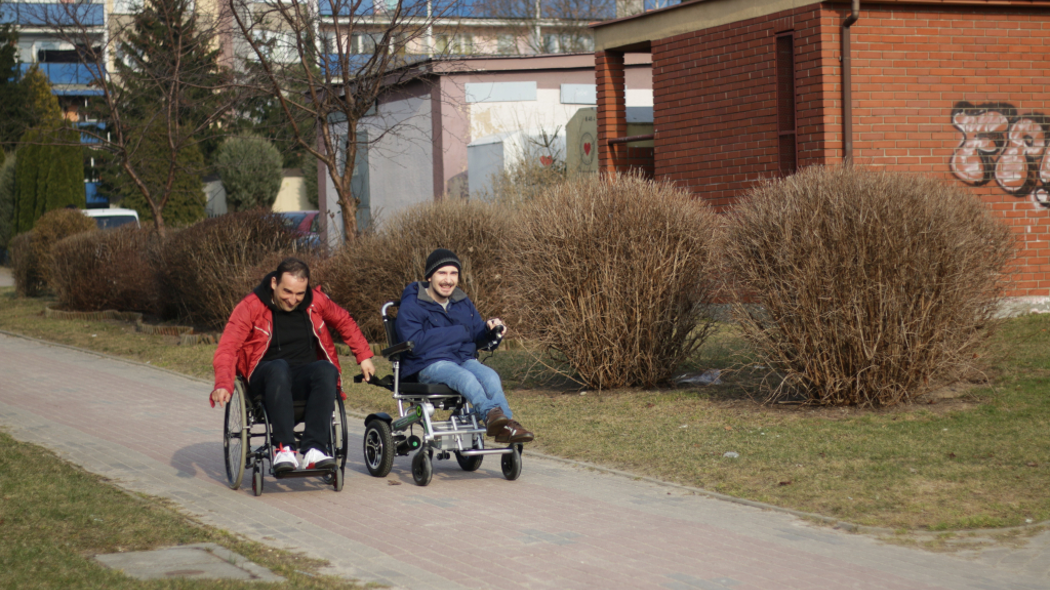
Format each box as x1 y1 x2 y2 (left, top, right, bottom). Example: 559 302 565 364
650 4 832 209
645 2 1050 297
596 51 628 175
842 3 1050 297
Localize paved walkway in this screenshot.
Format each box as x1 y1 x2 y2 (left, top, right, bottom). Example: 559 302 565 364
0 266 13 288
0 332 1047 590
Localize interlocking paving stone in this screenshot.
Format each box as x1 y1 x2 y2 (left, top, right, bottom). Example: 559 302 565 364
1 332 1048 589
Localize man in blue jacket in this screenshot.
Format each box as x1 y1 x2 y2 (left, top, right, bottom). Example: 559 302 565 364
395 248 534 444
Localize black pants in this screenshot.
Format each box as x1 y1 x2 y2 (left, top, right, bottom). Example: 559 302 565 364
249 359 338 453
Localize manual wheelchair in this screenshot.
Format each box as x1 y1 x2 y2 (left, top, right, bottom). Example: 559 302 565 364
354 301 522 486
222 376 348 496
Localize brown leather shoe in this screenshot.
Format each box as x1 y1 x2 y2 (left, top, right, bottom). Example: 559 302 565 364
485 408 509 436
495 420 534 444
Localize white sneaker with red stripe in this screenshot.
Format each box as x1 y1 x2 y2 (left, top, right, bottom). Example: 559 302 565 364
273 444 299 473
303 448 335 470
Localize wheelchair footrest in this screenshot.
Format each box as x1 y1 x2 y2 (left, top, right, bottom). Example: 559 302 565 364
273 467 337 479
458 448 514 456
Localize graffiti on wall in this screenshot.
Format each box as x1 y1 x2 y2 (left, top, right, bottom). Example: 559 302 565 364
950 101 1050 208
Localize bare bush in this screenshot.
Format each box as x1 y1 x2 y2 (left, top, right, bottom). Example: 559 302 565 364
723 165 1014 407
320 199 514 342
33 208 98 287
9 232 41 297
158 210 297 328
49 228 163 314
509 174 722 389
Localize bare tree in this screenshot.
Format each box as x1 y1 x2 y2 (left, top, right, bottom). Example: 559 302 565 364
26 0 243 232
226 0 461 242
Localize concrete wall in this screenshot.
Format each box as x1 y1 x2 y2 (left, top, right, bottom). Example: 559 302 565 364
271 174 309 213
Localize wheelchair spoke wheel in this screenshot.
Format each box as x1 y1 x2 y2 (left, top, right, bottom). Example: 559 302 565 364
501 445 522 481
455 451 483 472
363 419 394 478
411 448 433 486
252 465 263 496
223 382 248 490
333 398 348 469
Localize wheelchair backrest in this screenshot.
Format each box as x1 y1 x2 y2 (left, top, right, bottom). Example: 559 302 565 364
381 301 400 348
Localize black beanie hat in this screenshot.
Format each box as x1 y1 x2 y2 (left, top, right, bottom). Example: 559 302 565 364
425 248 461 280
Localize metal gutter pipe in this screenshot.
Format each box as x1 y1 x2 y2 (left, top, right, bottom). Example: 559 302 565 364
842 0 860 163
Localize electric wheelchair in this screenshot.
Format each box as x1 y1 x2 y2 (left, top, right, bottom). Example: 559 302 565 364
354 301 521 486
223 376 348 496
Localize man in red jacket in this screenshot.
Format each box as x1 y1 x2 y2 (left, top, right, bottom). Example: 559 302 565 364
210 258 375 473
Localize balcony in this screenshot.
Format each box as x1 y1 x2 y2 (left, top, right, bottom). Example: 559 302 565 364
0 3 105 27
318 0 614 20
20 62 104 86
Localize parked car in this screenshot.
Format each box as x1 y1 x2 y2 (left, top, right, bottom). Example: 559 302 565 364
82 208 141 230
277 211 320 250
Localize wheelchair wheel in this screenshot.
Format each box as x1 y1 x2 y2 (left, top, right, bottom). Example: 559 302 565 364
411 448 433 486
223 382 248 490
455 451 483 472
363 419 394 477
501 445 522 481
252 464 263 496
333 398 348 469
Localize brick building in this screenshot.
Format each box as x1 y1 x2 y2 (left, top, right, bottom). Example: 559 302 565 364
592 0 1050 299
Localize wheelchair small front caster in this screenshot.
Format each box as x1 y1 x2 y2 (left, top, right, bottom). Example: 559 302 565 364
252 465 263 496
333 467 344 492
411 448 433 486
501 444 522 481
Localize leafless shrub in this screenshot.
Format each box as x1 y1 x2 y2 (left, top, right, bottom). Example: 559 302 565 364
158 210 297 328
509 174 722 389
320 199 514 342
49 228 163 314
33 208 98 287
9 232 42 297
9 209 97 296
723 165 1014 407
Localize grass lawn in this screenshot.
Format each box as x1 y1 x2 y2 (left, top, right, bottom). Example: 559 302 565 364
1 287 1048 531
0 430 367 589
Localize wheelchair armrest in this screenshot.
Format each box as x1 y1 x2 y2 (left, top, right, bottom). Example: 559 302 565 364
381 340 414 359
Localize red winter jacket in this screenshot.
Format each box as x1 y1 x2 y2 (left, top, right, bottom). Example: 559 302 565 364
212 283 373 398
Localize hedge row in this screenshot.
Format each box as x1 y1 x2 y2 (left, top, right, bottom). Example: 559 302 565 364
14 166 1015 406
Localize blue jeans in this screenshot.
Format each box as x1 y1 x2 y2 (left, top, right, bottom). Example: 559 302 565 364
418 359 512 421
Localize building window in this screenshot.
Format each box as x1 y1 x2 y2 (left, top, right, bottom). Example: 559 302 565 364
775 32 797 175
497 34 517 55
435 33 472 55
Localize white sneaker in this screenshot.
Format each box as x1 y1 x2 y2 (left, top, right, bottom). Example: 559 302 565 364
303 448 335 469
273 444 299 473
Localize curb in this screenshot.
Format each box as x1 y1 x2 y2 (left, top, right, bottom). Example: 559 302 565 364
2 327 1048 539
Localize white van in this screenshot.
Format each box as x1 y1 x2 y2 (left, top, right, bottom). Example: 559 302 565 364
82 208 141 230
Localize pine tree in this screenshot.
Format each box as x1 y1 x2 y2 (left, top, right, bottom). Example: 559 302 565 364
0 20 27 146
113 0 224 159
119 123 205 227
20 66 63 129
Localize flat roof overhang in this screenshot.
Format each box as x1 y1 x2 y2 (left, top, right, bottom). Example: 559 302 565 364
591 0 1050 52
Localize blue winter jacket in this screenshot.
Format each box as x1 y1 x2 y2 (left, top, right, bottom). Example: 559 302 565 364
394 281 500 378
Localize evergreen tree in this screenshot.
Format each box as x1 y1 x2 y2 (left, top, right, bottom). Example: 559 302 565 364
20 67 63 129
215 135 283 211
118 123 205 227
13 127 85 233
0 153 15 251
112 0 224 161
0 19 27 146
